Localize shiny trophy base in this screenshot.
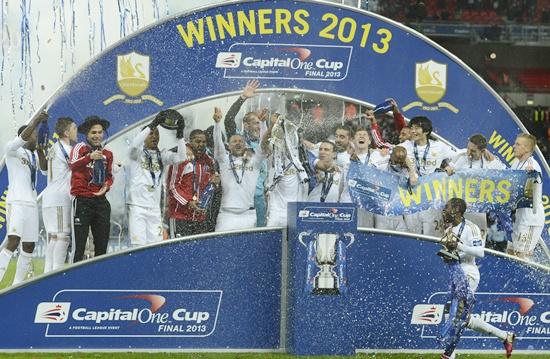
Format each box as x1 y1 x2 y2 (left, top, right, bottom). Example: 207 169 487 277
437 248 460 263
313 271 340 295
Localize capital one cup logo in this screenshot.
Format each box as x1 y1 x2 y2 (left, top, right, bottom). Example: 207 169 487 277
34 302 71 323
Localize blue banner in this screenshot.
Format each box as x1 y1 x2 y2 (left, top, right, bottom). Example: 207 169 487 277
1 206 549 353
348 163 533 216
0 230 282 349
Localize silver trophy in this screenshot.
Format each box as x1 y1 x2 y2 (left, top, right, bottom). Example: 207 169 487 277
299 231 355 295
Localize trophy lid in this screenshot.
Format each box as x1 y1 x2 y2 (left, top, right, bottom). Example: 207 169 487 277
155 109 184 130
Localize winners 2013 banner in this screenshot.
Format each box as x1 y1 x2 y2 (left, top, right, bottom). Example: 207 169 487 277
348 162 534 216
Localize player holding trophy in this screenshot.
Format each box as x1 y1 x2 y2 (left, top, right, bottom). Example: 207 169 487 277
437 198 515 359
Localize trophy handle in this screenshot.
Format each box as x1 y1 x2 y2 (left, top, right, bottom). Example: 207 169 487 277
343 232 355 248
298 231 311 247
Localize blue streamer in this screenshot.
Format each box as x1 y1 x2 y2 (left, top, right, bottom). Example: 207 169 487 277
70 0 76 69
59 0 67 79
152 0 160 21
134 0 140 29
99 0 106 51
87 0 93 57
35 10 41 64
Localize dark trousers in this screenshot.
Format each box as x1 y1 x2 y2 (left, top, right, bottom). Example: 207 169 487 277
72 196 111 262
169 218 208 238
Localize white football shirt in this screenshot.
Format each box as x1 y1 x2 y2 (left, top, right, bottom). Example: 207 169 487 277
42 140 72 208
5 136 38 204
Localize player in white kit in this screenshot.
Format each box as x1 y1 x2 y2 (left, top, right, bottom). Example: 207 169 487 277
509 133 544 259
308 141 343 203
262 117 309 227
126 110 187 247
439 198 514 359
400 116 457 236
371 146 418 231
0 110 48 285
42 117 78 272
446 134 506 239
340 127 376 227
213 107 265 231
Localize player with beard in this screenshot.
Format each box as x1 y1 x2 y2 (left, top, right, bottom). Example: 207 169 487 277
126 110 187 247
400 116 457 236
69 116 114 263
42 117 78 272
167 129 217 237
438 198 514 359
224 80 268 227
445 134 506 239
213 107 265 230
308 141 343 203
0 110 48 285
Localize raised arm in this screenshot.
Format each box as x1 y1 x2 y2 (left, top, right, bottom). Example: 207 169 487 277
129 127 152 161
224 79 259 137
213 107 228 163
6 110 49 154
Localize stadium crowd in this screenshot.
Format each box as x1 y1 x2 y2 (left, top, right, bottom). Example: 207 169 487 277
0 80 545 288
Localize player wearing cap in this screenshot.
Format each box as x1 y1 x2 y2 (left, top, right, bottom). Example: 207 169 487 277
126 110 187 247
0 110 48 285
42 117 78 272
69 116 114 263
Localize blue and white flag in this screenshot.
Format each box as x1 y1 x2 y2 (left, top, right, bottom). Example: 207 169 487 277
347 162 534 216
373 99 393 115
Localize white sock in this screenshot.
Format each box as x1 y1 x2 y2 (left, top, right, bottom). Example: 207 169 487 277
44 237 56 273
13 250 33 285
52 234 70 270
468 317 507 340
0 249 14 283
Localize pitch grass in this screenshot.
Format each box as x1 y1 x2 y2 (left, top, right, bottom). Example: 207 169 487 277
0 259 44 290
0 354 548 359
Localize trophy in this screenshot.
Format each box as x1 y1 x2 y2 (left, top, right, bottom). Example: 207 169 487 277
299 231 355 295
437 228 460 263
156 109 185 130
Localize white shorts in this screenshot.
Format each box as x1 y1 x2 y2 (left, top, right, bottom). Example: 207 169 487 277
42 205 71 234
216 208 256 231
7 202 39 242
128 205 163 246
511 222 543 254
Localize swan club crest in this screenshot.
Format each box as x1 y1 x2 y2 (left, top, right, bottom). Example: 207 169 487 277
403 59 459 113
103 51 163 106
